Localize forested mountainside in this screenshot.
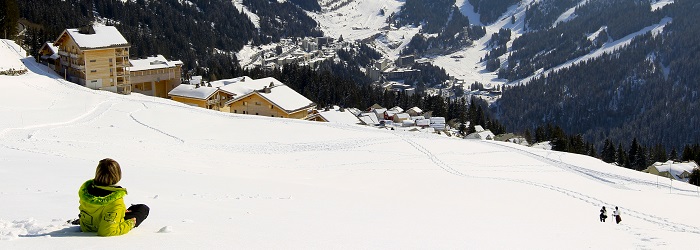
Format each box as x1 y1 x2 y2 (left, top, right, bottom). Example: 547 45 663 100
469 0 520 24
393 0 485 56
496 0 700 151
18 0 321 75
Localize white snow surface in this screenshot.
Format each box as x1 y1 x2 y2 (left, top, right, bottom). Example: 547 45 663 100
1 40 700 249
0 40 27 71
652 0 675 11
233 0 260 29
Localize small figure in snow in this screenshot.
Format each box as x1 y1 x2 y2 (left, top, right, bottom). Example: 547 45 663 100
599 206 608 222
612 206 622 224
77 158 150 236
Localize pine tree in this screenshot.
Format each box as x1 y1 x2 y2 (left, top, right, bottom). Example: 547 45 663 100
0 0 20 39
669 148 678 162
616 143 628 167
601 139 616 163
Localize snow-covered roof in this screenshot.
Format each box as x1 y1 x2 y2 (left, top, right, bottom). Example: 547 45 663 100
58 26 129 50
474 125 485 132
318 106 361 125
466 130 495 140
168 84 219 100
394 113 410 119
218 77 315 113
130 55 183 71
408 106 423 114
41 42 59 54
652 161 698 180
358 113 380 125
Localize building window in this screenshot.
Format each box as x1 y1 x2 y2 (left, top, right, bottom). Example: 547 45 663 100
243 111 247 114
90 59 96 62
255 102 261 106
91 80 98 83
255 113 259 115
91 70 97 73
109 58 113 62
243 101 247 106
269 105 273 109
234 110 237 113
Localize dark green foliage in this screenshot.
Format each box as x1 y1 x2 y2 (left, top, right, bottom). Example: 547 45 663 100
288 0 321 12
395 0 456 33
689 168 700 186
601 139 617 163
0 0 20 39
396 1 484 56
503 0 661 81
525 0 580 30
496 0 700 156
18 0 321 73
469 0 520 24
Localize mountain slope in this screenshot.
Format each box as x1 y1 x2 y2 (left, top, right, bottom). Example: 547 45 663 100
1 40 700 249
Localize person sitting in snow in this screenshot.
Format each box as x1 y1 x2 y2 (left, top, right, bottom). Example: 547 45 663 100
599 206 607 222
612 206 622 224
77 158 149 236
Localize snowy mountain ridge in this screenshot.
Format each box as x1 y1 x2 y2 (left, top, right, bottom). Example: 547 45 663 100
1 39 700 249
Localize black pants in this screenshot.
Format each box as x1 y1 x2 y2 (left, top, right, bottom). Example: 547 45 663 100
124 204 150 227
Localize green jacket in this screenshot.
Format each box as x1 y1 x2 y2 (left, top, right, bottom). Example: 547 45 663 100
78 179 135 236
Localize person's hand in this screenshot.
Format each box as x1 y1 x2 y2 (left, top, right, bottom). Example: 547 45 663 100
130 218 136 223
125 210 131 213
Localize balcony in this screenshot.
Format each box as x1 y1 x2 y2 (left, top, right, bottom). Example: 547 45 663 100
71 64 85 71
60 60 70 67
70 53 79 59
58 51 69 56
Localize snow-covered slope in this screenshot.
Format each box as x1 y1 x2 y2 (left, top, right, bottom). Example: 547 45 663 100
1 40 700 249
309 0 677 90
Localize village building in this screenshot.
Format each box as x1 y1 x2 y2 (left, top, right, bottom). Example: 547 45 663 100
53 25 132 94
407 107 423 116
311 106 361 124
644 161 699 182
392 113 410 123
168 76 317 120
167 82 235 110
38 42 60 71
129 55 183 98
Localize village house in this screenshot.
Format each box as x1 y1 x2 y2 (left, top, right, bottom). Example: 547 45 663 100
168 76 317 120
311 106 361 124
167 81 235 110
53 25 131 94
129 55 183 98
644 161 699 182
38 42 60 71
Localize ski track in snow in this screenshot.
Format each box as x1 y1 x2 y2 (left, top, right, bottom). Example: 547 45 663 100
129 104 185 144
396 133 700 238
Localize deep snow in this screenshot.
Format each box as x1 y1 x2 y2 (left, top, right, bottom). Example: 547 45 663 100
1 39 700 249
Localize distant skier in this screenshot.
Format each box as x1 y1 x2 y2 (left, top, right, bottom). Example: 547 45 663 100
612 206 622 224
599 206 608 222
76 158 150 236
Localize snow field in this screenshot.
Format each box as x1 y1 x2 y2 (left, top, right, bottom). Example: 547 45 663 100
0 39 699 249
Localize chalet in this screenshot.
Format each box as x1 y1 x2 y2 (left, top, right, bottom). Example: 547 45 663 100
168 82 235 110
38 42 60 71
429 117 446 131
373 108 387 121
465 130 496 140
311 106 361 124
53 25 131 94
407 107 423 116
358 113 380 126
219 77 316 119
129 55 183 98
644 161 698 182
392 113 410 123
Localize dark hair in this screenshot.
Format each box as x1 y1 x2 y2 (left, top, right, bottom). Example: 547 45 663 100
94 158 122 186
